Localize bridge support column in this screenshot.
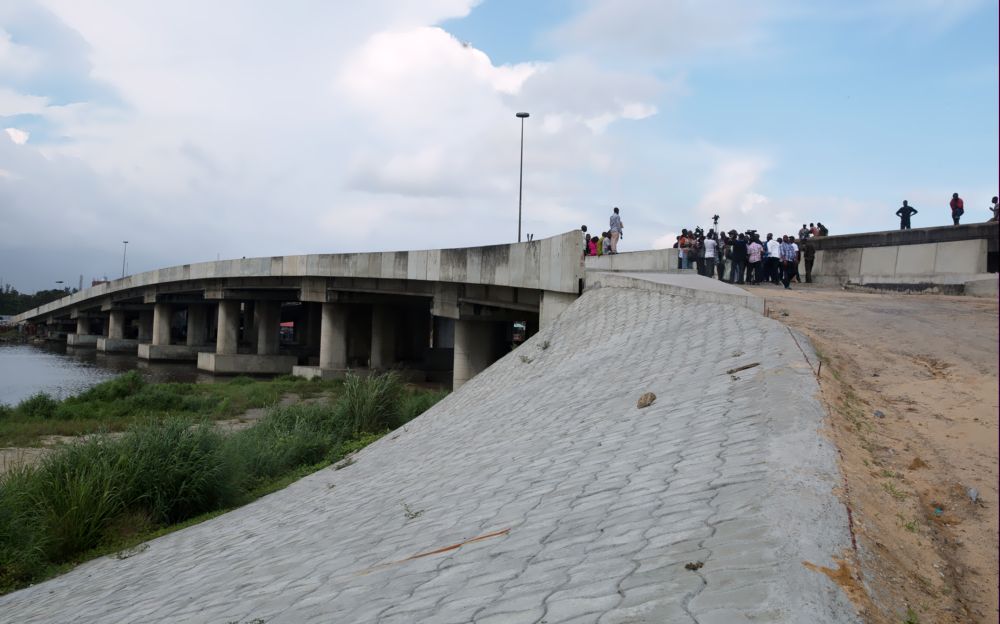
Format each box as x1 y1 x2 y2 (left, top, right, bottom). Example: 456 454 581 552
370 305 396 370
152 303 172 346
292 303 349 380
256 301 280 356
199 300 296 374
67 317 99 347
319 303 348 369
139 303 207 360
98 310 139 353
216 300 240 355
186 305 208 347
453 319 495 390
108 310 125 340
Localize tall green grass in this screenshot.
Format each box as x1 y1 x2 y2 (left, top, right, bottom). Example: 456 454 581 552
0 372 447 592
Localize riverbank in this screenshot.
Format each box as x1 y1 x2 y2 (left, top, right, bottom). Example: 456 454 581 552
0 372 447 593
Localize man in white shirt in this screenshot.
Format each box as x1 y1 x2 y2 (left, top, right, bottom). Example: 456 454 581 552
765 234 781 285
703 235 717 279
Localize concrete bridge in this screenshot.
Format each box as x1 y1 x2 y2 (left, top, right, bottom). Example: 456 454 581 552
15 232 583 388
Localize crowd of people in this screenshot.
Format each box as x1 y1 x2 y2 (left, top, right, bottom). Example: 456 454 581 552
581 207 624 256
579 193 997 290
671 226 821 289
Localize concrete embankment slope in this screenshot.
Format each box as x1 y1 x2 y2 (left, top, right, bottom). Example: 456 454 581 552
0 285 859 624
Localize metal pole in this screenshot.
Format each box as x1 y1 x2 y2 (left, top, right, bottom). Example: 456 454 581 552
121 241 128 279
518 117 524 243
515 111 529 243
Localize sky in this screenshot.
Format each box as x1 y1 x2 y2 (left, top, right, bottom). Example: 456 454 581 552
1 0 997 291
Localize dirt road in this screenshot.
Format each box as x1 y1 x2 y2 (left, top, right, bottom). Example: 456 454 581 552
756 283 998 623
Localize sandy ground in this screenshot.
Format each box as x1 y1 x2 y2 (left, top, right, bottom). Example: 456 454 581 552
754 282 999 623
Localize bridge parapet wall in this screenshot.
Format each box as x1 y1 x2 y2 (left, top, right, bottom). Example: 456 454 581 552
15 231 584 323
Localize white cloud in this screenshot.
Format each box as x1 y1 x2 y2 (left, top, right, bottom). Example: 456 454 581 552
550 0 776 63
4 127 29 144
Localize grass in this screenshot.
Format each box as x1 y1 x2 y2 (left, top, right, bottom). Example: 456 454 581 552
0 371 447 593
883 481 909 501
0 371 344 447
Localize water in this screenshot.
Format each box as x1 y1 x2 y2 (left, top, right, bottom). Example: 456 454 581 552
0 342 210 406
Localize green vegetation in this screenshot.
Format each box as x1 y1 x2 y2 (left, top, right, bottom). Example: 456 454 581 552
0 372 446 593
0 371 342 446
0 285 74 316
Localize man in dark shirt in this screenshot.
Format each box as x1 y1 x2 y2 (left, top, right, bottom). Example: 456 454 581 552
802 238 816 283
729 234 748 284
895 201 918 230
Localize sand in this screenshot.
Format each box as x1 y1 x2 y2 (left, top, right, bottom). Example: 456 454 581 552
758 283 998 623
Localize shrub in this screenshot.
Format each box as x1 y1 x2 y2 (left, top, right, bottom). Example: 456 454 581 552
115 419 235 523
336 373 403 436
0 404 12 420
398 389 448 424
16 393 59 420
226 404 339 486
26 439 129 560
72 371 146 403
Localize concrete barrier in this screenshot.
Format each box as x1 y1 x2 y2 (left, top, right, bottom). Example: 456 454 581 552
585 248 680 272
15 231 585 323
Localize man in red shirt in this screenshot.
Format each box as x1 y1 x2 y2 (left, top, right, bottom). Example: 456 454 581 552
950 193 964 225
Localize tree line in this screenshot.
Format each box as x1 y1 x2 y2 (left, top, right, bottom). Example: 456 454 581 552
0 285 77 316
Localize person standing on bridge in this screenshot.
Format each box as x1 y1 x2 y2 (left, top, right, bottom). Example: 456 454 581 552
991 196 999 222
896 201 918 229
609 207 623 253
950 193 964 225
802 237 816 283
779 235 797 289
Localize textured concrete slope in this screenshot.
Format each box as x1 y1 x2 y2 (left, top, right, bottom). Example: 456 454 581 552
0 287 860 624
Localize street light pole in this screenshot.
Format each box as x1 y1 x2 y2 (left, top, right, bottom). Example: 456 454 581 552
516 112 529 243
121 241 129 279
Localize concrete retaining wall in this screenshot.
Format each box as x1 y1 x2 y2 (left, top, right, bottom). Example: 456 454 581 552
812 238 992 288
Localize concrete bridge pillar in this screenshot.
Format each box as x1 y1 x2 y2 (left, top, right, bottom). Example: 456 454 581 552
186 305 208 346
319 303 348 369
152 303 172 346
76 317 89 335
256 301 281 356
453 319 495 390
216 300 240 355
370 305 397 370
108 310 125 340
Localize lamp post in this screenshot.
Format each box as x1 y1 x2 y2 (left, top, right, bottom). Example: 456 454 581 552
515 112 529 243
121 241 129 279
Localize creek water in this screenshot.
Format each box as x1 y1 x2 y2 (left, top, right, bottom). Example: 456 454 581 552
0 342 207 406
